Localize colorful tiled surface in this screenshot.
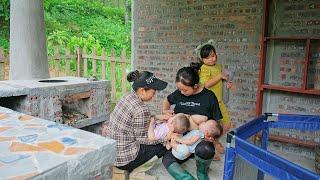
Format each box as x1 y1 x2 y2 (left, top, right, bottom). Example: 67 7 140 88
0 106 116 180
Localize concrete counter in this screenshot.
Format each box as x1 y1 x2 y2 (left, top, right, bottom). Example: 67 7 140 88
0 106 115 179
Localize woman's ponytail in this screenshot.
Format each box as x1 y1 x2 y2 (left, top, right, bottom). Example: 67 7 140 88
127 70 141 82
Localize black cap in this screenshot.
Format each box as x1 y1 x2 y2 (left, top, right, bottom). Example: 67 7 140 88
132 71 168 90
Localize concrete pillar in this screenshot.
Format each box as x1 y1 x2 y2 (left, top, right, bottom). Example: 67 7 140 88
9 0 49 80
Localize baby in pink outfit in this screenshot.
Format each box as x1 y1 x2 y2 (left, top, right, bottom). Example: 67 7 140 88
148 113 211 150
148 113 189 142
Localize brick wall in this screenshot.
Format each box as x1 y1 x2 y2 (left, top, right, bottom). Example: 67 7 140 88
264 0 320 117
262 0 320 152
131 0 320 162
133 0 320 126
133 0 263 126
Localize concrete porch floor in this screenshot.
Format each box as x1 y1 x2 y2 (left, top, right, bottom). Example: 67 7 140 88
148 135 317 180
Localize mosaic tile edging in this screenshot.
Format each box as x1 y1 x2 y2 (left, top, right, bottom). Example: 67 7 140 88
0 106 116 179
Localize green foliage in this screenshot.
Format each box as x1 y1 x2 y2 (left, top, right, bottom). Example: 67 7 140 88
0 0 9 50
0 0 131 56
0 0 9 21
45 0 131 56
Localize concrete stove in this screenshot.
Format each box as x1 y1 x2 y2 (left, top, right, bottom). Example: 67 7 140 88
0 77 110 128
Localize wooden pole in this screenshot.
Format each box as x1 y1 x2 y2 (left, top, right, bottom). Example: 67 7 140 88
54 46 59 77
83 47 88 77
101 48 106 80
76 47 82 77
92 48 97 77
65 48 71 76
111 49 117 100
121 49 127 94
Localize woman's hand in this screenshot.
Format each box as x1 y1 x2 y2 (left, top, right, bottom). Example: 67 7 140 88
162 110 174 117
171 134 183 143
155 114 172 121
150 116 156 125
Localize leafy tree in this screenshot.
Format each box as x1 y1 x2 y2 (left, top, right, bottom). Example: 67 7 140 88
0 0 9 51
0 0 131 56
45 0 131 56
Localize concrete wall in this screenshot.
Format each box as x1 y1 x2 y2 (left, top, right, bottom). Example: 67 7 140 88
132 0 320 127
